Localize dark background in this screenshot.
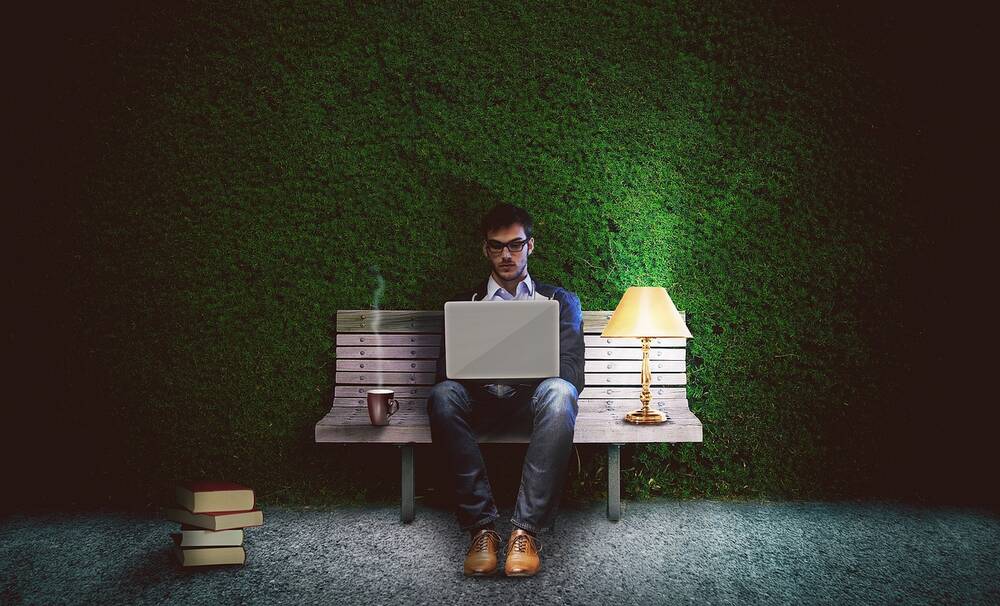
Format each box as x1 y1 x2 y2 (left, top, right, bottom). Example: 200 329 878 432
6 1 995 512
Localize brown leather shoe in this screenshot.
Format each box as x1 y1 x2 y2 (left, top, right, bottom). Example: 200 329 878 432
504 528 542 577
464 528 503 576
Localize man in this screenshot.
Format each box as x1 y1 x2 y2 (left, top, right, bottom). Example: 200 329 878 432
427 202 585 577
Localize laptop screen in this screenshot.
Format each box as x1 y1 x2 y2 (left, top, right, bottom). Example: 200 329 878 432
444 300 560 381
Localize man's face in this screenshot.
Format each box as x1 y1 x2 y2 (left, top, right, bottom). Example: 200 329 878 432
482 223 534 282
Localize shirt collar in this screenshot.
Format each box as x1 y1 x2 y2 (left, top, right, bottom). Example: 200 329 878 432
486 271 533 300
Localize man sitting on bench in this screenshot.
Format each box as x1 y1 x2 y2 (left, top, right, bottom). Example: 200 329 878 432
427 202 585 578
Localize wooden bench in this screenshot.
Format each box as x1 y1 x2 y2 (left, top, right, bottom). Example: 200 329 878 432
315 309 702 522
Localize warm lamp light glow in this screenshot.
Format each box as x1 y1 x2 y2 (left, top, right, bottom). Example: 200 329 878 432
601 287 692 339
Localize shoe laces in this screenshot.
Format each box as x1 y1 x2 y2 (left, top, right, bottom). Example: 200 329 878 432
468 529 502 554
508 532 542 554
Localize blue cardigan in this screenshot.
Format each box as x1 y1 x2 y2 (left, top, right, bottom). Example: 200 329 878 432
434 278 586 394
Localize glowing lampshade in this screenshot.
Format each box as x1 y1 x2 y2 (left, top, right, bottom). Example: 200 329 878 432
601 287 692 339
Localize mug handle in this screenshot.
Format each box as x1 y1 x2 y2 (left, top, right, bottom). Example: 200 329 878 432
388 399 399 417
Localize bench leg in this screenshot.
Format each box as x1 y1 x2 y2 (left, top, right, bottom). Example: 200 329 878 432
607 443 621 521
399 444 414 523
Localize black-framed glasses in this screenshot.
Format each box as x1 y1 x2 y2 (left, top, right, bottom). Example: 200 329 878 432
485 238 529 254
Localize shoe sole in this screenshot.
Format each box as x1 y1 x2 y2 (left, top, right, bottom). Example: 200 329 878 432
464 569 499 577
504 570 538 577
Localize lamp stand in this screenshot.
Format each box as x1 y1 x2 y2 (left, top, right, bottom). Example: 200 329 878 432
625 337 668 424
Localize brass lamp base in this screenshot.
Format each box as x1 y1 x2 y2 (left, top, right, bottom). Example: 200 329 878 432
625 408 668 425
622 336 669 424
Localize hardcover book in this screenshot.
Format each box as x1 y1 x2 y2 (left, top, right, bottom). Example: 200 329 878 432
171 528 244 548
165 507 263 531
175 481 255 514
171 537 246 567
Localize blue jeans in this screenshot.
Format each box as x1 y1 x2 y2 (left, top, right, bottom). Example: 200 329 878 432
426 377 579 535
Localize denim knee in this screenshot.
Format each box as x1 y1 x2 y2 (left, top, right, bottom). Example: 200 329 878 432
531 377 579 418
427 380 471 419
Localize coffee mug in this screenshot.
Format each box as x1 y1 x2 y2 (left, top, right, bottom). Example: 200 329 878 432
367 389 399 426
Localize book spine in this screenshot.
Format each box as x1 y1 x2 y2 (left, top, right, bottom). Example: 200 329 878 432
173 529 244 547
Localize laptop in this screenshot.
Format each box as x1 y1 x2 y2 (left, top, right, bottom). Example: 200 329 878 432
444 300 560 381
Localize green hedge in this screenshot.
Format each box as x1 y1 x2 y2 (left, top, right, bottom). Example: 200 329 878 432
66 0 919 507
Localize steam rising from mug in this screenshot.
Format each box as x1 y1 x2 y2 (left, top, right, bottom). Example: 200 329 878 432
369 265 385 387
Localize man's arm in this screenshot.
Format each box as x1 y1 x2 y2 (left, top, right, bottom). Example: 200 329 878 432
556 289 586 394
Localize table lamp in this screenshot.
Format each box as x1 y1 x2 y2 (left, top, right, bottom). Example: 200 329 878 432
601 287 693 424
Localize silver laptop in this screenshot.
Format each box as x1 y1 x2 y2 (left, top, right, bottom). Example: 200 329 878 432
444 300 560 381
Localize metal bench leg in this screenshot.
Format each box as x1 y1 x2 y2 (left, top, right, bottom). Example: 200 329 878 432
399 444 414 523
607 443 621 521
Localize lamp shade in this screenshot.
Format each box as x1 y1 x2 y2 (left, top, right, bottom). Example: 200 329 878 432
601 287 693 339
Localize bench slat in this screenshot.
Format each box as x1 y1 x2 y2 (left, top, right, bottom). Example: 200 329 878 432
332 385 687 399
335 385 432 398
337 334 441 346
336 347 440 359
584 336 687 347
335 371 687 386
317 413 700 431
337 310 687 339
334 360 684 373
315 423 703 444
338 332 685 349
335 372 436 385
320 399 699 420
585 347 684 360
578 387 686 399
336 360 438 372
584 373 686 386
337 346 684 360
316 399 701 443
585 334 685 346
328 398 701 425
337 310 444 333
585 360 685 372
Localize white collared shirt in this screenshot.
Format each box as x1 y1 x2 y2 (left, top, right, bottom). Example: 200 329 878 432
484 271 536 301
481 271 540 397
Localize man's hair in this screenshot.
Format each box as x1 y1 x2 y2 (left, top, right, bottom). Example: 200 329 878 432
480 203 533 240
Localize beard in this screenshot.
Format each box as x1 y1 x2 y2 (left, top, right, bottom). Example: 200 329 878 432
496 262 523 279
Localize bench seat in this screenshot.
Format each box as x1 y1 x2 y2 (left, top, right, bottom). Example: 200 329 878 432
316 310 702 522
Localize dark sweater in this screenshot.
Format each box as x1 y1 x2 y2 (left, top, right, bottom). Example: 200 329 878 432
434 278 586 395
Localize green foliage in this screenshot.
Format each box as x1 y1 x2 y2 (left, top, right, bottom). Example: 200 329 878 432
70 0 916 506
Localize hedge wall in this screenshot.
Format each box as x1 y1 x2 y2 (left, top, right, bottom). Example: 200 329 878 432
34 1 927 508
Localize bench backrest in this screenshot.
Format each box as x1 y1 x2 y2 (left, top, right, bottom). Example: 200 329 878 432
334 310 687 402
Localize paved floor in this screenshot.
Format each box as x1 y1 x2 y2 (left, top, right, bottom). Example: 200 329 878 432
1 499 998 605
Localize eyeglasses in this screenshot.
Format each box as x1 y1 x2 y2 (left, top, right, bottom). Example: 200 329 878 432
485 238 529 254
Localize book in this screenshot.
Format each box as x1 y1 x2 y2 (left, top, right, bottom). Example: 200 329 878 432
176 481 255 514
171 528 244 548
171 536 246 567
165 507 263 531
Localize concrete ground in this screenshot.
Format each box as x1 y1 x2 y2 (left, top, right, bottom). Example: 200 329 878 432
1 499 997 605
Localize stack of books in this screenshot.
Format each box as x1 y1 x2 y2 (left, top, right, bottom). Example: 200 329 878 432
165 481 263 567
